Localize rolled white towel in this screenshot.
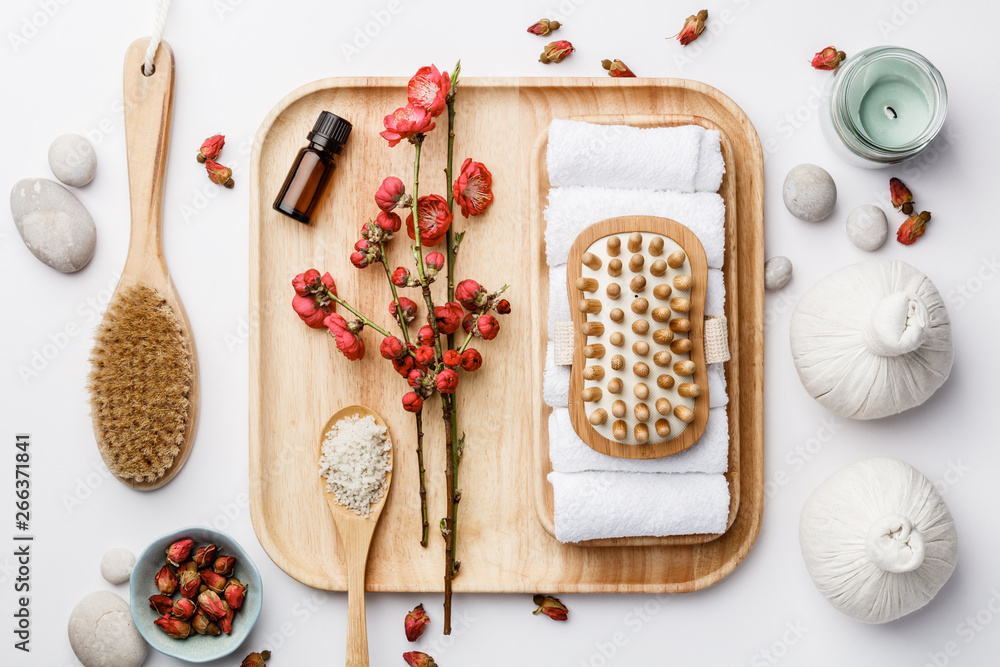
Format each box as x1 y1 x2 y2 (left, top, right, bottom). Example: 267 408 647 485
707 269 726 316
544 341 571 409
544 187 726 268
548 471 731 542
547 264 571 338
707 363 728 408
548 405 729 474
695 129 726 193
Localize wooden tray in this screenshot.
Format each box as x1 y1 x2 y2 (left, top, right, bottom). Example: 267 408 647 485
534 115 741 548
250 78 764 594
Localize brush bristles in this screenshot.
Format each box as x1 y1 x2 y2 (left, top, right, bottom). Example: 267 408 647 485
88 283 192 483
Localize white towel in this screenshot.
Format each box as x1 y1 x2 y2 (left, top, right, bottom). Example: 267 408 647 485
546 120 725 193
544 187 727 269
548 471 731 541
544 340 571 409
547 264 571 338
549 406 729 474
706 269 726 317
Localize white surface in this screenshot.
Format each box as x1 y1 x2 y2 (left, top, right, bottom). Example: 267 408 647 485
2 0 999 664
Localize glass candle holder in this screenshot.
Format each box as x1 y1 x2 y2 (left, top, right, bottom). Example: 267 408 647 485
822 47 947 168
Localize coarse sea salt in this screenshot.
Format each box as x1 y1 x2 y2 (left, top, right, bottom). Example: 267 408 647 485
318 414 392 518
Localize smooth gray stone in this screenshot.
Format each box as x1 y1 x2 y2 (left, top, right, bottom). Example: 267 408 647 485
783 164 837 222
10 177 96 272
765 256 793 290
67 591 148 667
100 548 136 585
846 204 889 251
48 133 97 187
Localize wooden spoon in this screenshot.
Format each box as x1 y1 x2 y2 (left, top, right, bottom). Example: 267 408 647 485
319 405 393 667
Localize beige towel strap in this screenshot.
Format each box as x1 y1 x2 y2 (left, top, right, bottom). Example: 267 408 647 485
704 315 730 364
553 321 575 366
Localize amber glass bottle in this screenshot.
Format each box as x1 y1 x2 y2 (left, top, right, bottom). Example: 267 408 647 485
273 111 352 224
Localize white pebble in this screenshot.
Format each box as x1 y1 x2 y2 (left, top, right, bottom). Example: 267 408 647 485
10 177 96 272
783 164 837 222
765 256 793 290
846 205 888 251
67 591 147 667
100 548 136 584
48 134 97 187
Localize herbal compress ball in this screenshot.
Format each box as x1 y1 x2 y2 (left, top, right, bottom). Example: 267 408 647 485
799 458 958 623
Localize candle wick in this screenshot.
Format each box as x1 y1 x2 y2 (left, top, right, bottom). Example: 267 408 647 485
884 105 898 120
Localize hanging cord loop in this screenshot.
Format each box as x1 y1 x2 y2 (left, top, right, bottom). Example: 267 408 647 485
142 0 172 76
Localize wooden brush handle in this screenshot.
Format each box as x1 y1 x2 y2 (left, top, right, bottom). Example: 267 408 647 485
123 38 174 267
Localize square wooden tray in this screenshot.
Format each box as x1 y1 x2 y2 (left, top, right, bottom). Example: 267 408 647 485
250 77 764 593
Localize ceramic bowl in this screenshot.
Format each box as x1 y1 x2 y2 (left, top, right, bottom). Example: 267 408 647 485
130 526 263 662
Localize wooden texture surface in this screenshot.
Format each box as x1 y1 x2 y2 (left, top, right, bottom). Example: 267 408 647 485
250 78 764 593
95 39 200 491
566 216 711 459
320 406 393 667
533 114 742 548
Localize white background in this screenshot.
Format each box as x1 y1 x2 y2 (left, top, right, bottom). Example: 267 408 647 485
2 0 999 665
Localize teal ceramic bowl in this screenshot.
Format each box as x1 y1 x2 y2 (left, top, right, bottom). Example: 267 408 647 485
130 527 263 663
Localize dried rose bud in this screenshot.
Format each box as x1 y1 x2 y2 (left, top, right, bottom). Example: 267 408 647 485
404 604 431 642
205 158 235 188
220 607 235 635
149 594 174 615
416 325 436 347
165 538 195 566
402 392 423 413
213 555 237 577
197 134 225 163
601 59 636 77
436 368 460 394
155 565 178 595
455 279 485 311
539 40 575 64
461 348 483 372
375 176 407 212
477 314 500 340
191 610 219 635
200 569 228 594
425 251 445 274
889 177 915 215
193 545 218 569
171 598 197 620
198 590 229 621
177 560 198 574
496 299 511 315
403 652 438 667
392 267 411 287
224 578 247 610
897 210 931 246
527 18 560 36
442 349 462 368
178 569 202 599
674 10 708 46
241 651 272 667
532 594 569 621
811 46 847 71
154 615 192 639
415 345 436 366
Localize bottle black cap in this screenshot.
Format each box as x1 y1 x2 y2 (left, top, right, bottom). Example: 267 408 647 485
308 111 352 152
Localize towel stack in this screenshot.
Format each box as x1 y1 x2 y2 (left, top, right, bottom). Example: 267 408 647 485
543 119 731 542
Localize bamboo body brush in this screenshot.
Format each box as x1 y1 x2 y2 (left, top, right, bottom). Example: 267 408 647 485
88 39 199 490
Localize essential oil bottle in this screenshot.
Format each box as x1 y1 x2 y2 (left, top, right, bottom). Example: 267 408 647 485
273 111 352 224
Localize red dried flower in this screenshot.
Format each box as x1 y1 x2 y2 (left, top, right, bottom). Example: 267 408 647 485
442 349 462 368
527 18 560 36
376 210 402 233
381 104 436 147
811 46 847 71
433 301 464 335
240 652 271 667
889 177 915 215
178 569 201 599
675 10 708 46
166 539 195 566
407 65 451 118
201 569 227 594
390 297 418 325
602 59 636 77
213 555 237 577
436 368 460 394
380 336 406 360
453 158 494 217
540 40 575 64
461 348 483 372
375 176 406 212
149 595 174 615
324 313 365 361
402 392 423 413
415 345 436 366
406 195 452 247
155 565 178 595
392 267 411 287
197 134 225 163
224 579 247 610
532 594 568 621
477 314 500 340
205 158 234 188
456 280 485 311
197 590 229 621
220 607 234 635
404 604 431 642
403 652 437 667
496 299 511 315
154 615 192 639
897 211 931 246
417 325 436 347
171 598 197 620
193 545 218 569
425 252 445 273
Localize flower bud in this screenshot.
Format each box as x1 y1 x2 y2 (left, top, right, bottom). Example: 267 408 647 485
205 158 235 188
240 652 272 667
896 210 931 246
154 615 192 639
415 345 436 366
407 369 426 389
417 325 436 347
402 392 424 413
540 40 575 63
532 594 569 621
166 538 195 566
376 210 402 233
461 313 476 334
889 177 914 215
455 279 484 311
200 569 228 594
436 368 460 394
433 301 464 335
155 565 178 595
403 651 438 667
350 251 370 268
393 355 416 378
171 598 197 620
404 604 431 642
392 267 411 287
811 46 847 70
192 610 221 636
496 299 511 315
380 336 406 360
213 556 237 577
527 18 560 36
442 349 462 368
601 58 636 77
477 314 500 340
391 297 418 325
461 348 483 372
224 578 247 610
178 569 202 599
425 251 445 274
220 607 235 635
676 10 708 46
149 594 174 615
375 176 406 212
197 134 225 163
193 544 218 569
198 590 229 621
